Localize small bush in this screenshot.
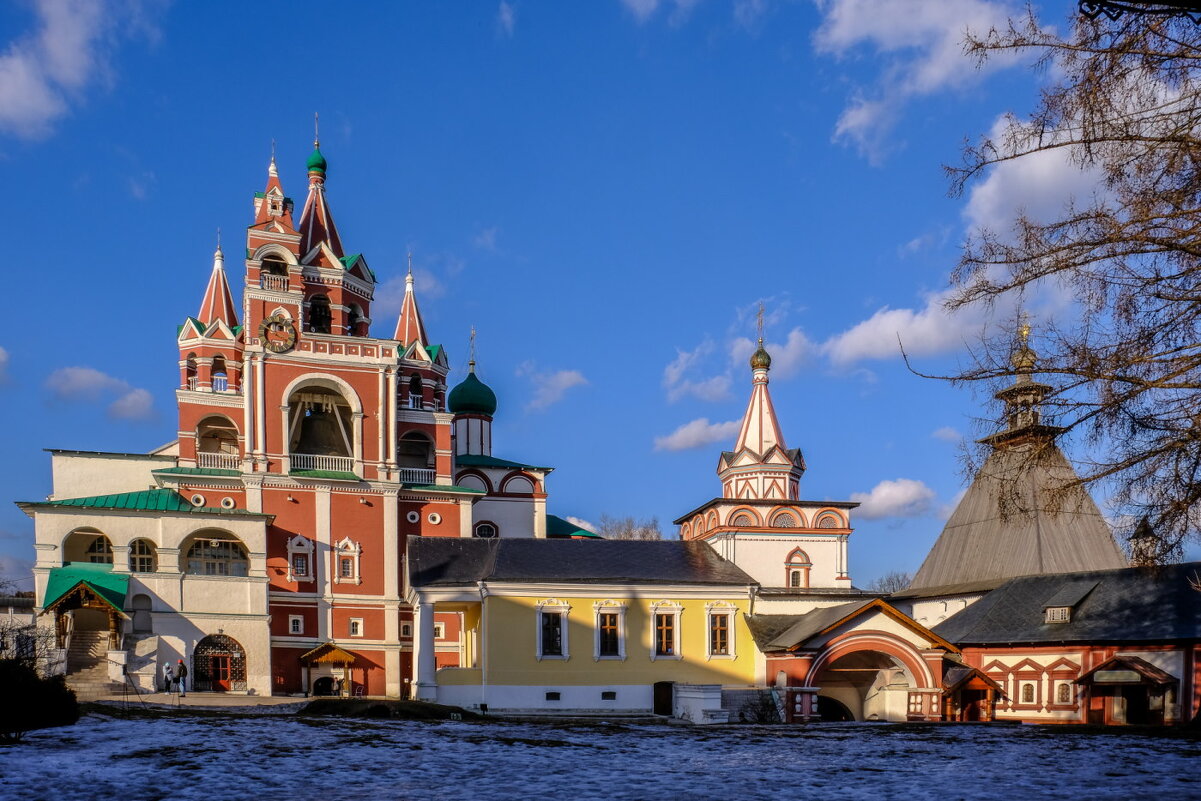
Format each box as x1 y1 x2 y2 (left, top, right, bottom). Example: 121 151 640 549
738 693 781 724
0 660 79 744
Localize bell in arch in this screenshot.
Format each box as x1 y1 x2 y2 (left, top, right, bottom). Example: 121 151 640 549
294 408 347 456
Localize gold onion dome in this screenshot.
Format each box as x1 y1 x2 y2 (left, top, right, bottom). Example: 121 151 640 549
750 338 772 370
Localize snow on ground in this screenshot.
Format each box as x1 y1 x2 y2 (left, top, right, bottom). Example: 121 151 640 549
1 713 1199 801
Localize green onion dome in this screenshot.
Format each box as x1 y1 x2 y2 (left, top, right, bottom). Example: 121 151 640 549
448 367 497 416
306 146 327 174
750 339 772 370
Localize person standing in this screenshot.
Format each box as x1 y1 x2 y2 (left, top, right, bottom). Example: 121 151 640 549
176 659 188 697
162 662 174 693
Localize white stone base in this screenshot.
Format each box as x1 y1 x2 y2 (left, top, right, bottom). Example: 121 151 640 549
437 683 653 714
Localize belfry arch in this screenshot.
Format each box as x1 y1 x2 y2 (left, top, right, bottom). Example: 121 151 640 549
282 375 362 474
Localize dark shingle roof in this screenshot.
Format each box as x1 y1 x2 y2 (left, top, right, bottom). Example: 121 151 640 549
745 601 874 650
408 537 755 588
933 562 1201 645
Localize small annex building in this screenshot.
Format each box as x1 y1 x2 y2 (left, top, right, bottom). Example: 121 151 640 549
406 537 758 719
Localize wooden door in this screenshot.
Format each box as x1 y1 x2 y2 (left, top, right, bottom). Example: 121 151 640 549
213 655 232 691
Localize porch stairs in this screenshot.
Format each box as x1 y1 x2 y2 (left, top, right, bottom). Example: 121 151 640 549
65 631 123 699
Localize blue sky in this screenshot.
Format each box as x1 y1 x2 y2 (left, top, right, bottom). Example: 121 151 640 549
3 1 1181 588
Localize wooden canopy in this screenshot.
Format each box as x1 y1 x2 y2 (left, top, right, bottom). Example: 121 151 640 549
300 642 358 665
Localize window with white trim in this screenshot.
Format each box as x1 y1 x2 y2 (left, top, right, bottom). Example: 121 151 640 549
349 618 364 638
333 536 362 585
401 623 412 638
289 615 303 635
434 623 445 639
286 535 315 583
592 600 627 661
536 599 571 660
649 601 683 660
706 601 737 659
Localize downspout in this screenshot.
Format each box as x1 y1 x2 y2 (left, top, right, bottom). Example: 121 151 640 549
477 580 489 711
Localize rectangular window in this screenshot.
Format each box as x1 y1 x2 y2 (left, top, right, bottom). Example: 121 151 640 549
291 553 308 578
598 613 620 657
349 618 363 638
433 623 445 639
540 612 563 657
289 615 303 635
655 614 675 657
339 557 353 578
709 614 729 656
401 623 412 638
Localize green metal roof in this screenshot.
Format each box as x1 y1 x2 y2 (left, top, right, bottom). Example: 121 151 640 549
546 514 600 538
427 344 443 361
403 483 486 495
448 370 497 416
290 469 362 481
339 253 376 280
153 466 241 477
307 146 327 174
455 453 553 472
22 488 261 516
43 563 130 613
177 316 206 337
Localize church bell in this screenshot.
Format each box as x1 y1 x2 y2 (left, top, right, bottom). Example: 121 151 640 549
294 408 346 456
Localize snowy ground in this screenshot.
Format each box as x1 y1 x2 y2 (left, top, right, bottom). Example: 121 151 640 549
1 713 1199 801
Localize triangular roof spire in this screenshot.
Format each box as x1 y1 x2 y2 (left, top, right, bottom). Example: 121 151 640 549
297 121 344 258
253 143 294 228
197 234 239 327
393 253 429 346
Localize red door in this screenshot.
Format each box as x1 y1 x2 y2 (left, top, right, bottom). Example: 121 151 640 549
212 655 231 691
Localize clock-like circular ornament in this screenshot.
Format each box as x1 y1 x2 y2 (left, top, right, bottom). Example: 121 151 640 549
258 313 297 353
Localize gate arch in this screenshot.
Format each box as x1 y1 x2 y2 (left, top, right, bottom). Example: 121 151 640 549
193 634 247 692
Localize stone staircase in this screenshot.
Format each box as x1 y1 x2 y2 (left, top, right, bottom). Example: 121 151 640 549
65 630 124 699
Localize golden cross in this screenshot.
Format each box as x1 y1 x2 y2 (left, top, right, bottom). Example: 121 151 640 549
469 326 477 368
314 112 320 147
756 302 765 343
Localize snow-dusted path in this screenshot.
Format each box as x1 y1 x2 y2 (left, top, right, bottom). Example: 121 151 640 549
1 713 1198 800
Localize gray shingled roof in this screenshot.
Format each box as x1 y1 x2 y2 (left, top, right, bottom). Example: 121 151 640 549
407 537 756 587
933 562 1201 645
745 600 875 651
909 443 1126 590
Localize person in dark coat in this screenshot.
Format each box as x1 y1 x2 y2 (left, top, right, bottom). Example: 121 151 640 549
176 659 188 696
162 662 174 693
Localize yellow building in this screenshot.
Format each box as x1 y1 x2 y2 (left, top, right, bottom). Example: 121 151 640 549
405 537 759 719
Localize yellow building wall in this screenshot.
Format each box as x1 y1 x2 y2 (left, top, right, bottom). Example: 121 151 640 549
478 593 757 686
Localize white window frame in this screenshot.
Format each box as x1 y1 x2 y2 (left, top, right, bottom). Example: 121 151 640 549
288 615 304 635
705 601 737 660
433 623 445 639
333 536 362 585
401 623 412 638
535 599 571 661
592 600 627 661
649 600 683 661
285 535 315 584
349 618 364 638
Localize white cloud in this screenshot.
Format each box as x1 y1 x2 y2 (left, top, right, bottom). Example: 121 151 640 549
729 327 812 379
931 426 960 442
565 516 598 533
473 226 499 251
663 341 732 403
619 0 700 25
0 345 8 380
813 0 1024 162
654 417 741 452
851 478 937 520
496 2 515 37
45 366 156 421
733 0 768 28
821 287 985 365
0 0 156 139
517 362 588 410
373 266 447 327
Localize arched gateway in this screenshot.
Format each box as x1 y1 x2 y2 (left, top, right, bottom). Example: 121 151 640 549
194 634 247 692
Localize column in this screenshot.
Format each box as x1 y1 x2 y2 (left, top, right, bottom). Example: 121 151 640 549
255 355 267 463
413 601 437 701
386 368 398 471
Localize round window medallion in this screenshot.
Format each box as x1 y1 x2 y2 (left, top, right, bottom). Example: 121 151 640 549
190 494 206 507
220 497 236 509
427 512 442 525
406 511 420 524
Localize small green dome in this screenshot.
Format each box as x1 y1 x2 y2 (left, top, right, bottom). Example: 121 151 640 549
750 340 771 370
306 146 327 174
448 368 497 416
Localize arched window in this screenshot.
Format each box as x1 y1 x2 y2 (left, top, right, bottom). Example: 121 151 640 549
86 535 113 564
309 294 332 334
731 513 753 527
1056 682 1072 704
347 304 362 336
1021 684 1035 704
407 374 424 409
196 415 240 469
186 534 249 577
785 547 811 590
129 539 157 573
261 255 288 276
789 570 803 588
185 353 198 391
817 514 840 529
772 513 797 528
130 593 152 633
288 386 355 469
397 431 434 469
474 523 498 539
211 355 228 392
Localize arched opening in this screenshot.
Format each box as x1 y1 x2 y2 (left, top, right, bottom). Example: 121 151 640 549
194 633 247 692
63 530 113 565
347 303 363 336
261 255 288 276
812 650 916 722
196 415 240 470
288 385 355 472
130 593 152 633
184 531 249 577
309 294 332 334
185 353 198 391
397 431 434 470
731 513 753 527
772 512 798 528
129 539 157 573
785 548 811 589
313 676 337 696
407 374 424 409
210 355 228 392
